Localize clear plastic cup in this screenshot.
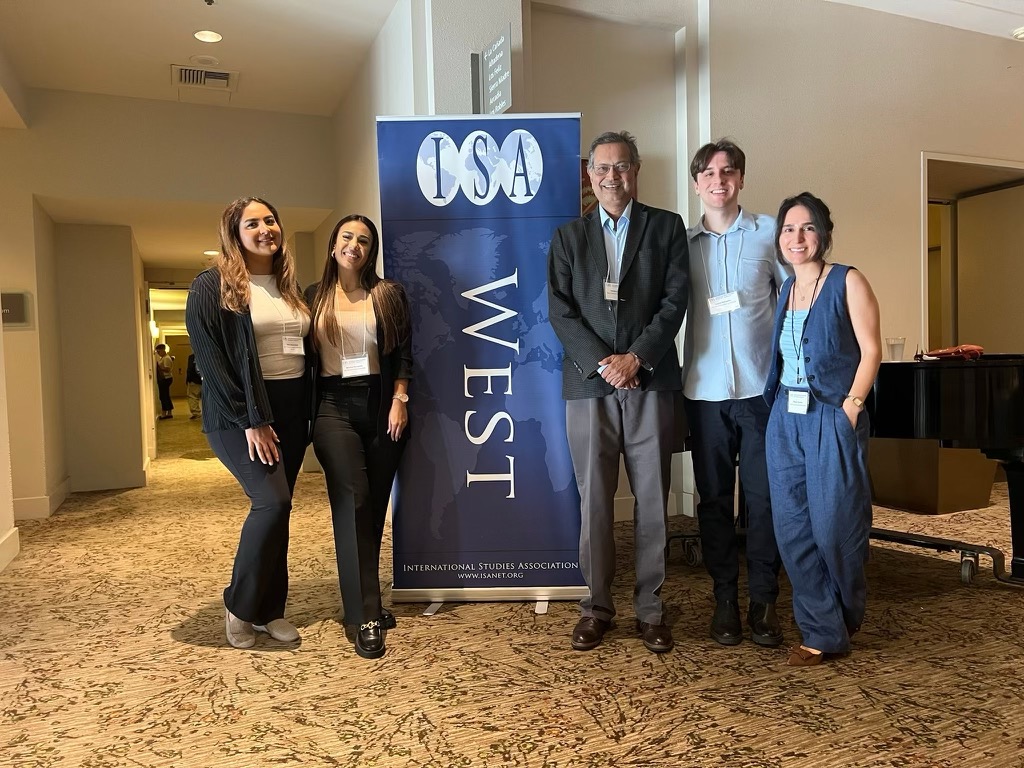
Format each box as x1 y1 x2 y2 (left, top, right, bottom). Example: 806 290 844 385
885 336 906 361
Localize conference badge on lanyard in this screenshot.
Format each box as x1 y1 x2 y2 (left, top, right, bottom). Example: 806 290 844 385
341 354 370 378
708 291 740 315
603 281 619 301
281 320 304 356
787 390 810 415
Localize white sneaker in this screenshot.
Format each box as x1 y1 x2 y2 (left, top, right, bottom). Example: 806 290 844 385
226 609 255 649
253 618 300 642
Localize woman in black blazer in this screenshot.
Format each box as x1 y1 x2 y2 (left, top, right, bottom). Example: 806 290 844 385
305 214 412 659
185 196 310 650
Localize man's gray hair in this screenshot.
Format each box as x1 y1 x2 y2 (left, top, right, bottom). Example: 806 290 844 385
587 131 641 169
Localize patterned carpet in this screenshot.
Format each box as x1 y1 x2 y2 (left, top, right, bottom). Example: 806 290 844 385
2 404 1023 767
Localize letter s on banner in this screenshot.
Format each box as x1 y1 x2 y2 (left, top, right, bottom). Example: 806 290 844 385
417 130 543 206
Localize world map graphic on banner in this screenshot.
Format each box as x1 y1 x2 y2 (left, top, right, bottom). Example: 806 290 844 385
389 224 575 544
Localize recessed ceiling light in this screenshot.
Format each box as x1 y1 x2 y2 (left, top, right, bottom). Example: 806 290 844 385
1013 26 1024 41
194 30 222 43
203 250 219 257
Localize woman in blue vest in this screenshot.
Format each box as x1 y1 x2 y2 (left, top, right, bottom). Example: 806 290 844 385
762 192 881 666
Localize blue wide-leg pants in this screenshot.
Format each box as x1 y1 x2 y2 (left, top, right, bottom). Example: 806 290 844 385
766 387 873 653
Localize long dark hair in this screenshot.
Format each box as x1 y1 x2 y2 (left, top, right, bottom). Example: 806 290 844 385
310 214 409 354
216 196 308 316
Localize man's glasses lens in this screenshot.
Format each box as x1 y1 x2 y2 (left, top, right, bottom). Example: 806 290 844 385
592 162 632 176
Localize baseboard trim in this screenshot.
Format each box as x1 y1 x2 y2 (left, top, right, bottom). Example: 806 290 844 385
0 525 20 572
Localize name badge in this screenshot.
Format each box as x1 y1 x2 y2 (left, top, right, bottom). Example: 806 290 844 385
603 281 619 301
282 336 304 355
787 390 810 415
342 354 370 378
708 291 741 315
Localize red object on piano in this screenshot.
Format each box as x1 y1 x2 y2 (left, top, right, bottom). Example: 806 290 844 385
914 344 984 361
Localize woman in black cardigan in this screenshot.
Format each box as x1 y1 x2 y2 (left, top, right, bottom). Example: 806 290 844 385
305 214 412 659
186 196 310 650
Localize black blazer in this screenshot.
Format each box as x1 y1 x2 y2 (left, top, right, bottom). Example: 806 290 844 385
303 281 414 441
547 202 690 400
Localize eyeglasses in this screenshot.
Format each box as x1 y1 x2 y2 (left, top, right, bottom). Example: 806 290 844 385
590 161 633 176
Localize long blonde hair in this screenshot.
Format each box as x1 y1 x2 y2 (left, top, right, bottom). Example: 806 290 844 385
310 214 409 355
216 196 309 317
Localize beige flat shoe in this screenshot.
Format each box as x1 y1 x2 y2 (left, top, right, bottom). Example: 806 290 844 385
254 618 300 643
226 609 255 649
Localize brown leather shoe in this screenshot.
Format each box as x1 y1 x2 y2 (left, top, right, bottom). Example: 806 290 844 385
636 620 673 653
787 645 824 666
571 616 611 651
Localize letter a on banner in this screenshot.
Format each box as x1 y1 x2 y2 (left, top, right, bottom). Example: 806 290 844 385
377 114 587 602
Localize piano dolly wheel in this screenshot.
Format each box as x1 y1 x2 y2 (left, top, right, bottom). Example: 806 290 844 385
684 539 703 568
960 554 979 585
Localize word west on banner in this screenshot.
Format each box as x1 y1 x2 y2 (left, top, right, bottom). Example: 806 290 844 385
377 114 587 601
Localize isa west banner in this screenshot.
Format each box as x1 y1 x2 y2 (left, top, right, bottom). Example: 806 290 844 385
377 115 586 601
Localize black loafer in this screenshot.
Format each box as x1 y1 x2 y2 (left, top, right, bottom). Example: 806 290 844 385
571 616 611 651
355 620 386 659
710 600 743 646
381 608 397 630
747 601 784 647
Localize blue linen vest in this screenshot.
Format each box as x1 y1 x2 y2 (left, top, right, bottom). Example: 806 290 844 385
762 263 863 409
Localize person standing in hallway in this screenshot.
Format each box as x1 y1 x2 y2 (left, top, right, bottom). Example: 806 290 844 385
763 192 881 666
186 353 203 420
683 140 790 648
305 214 412 661
548 131 689 654
155 344 174 419
185 196 311 650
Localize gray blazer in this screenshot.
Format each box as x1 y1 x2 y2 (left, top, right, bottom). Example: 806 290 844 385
547 202 690 400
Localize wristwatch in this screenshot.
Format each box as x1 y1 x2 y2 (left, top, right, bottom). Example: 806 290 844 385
392 393 409 403
846 394 865 410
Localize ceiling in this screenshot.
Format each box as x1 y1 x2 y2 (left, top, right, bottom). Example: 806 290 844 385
2 0 1023 271
928 159 1024 200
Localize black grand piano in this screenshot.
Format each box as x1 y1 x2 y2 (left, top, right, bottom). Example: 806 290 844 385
868 354 1024 586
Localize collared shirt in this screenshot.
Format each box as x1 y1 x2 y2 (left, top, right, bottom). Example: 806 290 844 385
598 199 633 283
683 207 791 401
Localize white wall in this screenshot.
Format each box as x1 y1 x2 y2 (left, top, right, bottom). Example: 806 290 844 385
958 185 1024 352
314 0 418 260
530 6 678 211
705 0 1024 355
56 224 148 492
0 321 17 570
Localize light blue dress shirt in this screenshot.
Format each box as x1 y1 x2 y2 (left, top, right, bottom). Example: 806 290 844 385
596 201 633 375
683 208 792 401
598 199 632 283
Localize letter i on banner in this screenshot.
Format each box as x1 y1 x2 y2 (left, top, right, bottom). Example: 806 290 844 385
377 114 587 602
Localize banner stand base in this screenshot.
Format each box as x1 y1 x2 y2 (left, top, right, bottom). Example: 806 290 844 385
422 602 444 616
534 600 549 615
392 586 588 603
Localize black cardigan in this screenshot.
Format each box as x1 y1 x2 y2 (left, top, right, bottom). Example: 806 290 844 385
304 280 413 440
186 267 299 433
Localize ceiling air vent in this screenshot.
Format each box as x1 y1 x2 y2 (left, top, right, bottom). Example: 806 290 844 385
171 65 238 92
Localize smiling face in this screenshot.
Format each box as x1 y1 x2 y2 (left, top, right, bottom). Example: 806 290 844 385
588 141 638 218
778 205 821 265
332 220 374 277
693 150 743 213
237 202 282 261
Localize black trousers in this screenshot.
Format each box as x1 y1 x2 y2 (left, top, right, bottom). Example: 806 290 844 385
683 396 781 605
157 376 174 412
208 376 308 624
312 375 406 626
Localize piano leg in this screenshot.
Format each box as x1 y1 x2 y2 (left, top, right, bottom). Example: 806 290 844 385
870 462 1024 587
1001 461 1024 581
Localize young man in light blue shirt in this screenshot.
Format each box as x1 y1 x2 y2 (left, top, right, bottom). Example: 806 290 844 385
683 140 790 648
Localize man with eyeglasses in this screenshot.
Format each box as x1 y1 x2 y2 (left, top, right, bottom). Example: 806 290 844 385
548 131 689 653
684 139 791 649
